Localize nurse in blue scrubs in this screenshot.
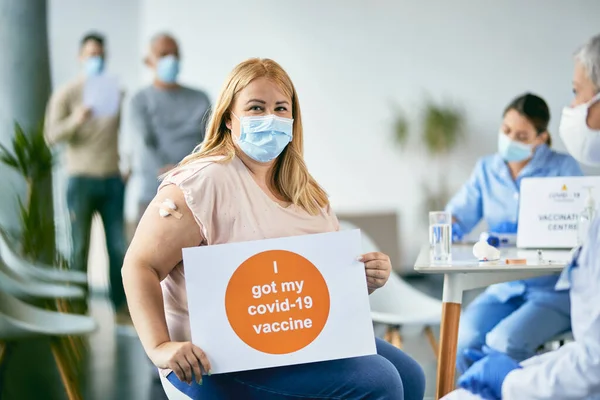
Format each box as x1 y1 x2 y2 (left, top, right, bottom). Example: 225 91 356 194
446 93 584 374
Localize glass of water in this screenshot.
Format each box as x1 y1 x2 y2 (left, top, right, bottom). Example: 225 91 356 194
429 211 452 262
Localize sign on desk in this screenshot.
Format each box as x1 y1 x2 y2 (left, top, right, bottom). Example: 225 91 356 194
517 176 600 248
182 230 376 374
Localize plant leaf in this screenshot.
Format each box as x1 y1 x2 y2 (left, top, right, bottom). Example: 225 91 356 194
12 123 31 176
0 143 19 169
394 112 410 147
4 119 57 265
28 123 54 180
421 99 465 155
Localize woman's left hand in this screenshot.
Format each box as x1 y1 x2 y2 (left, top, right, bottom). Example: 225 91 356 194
359 252 392 294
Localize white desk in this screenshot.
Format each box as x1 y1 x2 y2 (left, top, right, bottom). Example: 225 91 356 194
414 245 570 400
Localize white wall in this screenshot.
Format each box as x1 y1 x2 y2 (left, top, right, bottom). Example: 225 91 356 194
48 1 600 271
48 0 141 90
138 0 600 270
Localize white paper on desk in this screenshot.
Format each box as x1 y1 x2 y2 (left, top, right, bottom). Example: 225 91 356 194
441 388 484 400
83 74 120 117
182 229 376 374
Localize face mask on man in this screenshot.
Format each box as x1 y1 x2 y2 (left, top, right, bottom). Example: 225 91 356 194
559 93 600 166
156 55 180 84
84 56 104 76
232 113 293 163
498 131 533 162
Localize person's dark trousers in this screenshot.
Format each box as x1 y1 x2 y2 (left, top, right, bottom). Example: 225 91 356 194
67 175 127 311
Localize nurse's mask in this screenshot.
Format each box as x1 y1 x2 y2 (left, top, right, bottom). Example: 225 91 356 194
498 131 532 162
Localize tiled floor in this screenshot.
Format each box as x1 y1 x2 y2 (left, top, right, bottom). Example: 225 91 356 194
1 273 482 400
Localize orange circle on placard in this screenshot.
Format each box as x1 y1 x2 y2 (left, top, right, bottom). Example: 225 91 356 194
225 250 330 354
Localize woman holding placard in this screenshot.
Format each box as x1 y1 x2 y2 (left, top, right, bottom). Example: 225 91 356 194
446 93 584 376
122 58 425 399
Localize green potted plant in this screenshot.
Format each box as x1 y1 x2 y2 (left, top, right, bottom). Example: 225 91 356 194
393 98 466 213
0 121 57 265
0 121 86 397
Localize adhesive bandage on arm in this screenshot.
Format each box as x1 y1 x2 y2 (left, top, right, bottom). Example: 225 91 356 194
157 198 183 219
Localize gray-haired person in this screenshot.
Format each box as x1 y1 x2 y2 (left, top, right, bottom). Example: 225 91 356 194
128 33 211 223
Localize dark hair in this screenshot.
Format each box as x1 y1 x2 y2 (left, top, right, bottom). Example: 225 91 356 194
504 93 552 146
80 32 105 49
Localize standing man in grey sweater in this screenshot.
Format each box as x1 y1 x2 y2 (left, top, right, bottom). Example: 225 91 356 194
129 33 211 224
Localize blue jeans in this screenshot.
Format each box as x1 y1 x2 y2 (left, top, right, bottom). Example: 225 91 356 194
167 338 425 400
456 289 571 374
66 175 126 310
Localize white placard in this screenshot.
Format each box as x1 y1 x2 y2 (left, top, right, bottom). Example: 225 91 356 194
182 229 376 374
83 74 120 117
517 176 600 248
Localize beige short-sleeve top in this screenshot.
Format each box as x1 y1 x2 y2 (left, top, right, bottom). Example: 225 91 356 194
156 155 338 374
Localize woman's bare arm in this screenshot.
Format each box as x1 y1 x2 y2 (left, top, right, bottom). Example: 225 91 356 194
122 184 203 366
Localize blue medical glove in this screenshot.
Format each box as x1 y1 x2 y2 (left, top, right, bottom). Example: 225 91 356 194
463 348 485 363
489 221 518 235
452 222 464 242
458 352 521 400
457 348 485 375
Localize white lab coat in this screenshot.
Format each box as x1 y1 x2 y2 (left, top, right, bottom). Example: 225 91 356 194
444 218 600 400
501 219 600 400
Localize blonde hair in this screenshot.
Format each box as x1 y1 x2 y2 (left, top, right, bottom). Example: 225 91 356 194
177 58 329 215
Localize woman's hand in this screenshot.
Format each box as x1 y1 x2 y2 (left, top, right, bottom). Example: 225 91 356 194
359 252 392 294
150 341 212 384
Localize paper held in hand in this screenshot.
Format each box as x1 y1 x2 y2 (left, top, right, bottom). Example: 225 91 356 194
182 229 376 374
83 74 120 117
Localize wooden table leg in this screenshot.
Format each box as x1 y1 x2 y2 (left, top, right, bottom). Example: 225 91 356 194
436 302 461 400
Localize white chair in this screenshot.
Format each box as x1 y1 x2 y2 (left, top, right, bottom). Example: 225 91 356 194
159 373 193 399
339 220 443 356
0 260 85 300
0 289 95 338
369 271 442 355
0 289 97 400
0 233 87 285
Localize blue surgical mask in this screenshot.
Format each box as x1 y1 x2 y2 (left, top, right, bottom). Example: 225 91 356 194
157 55 180 84
498 131 532 162
234 114 293 163
84 56 104 76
